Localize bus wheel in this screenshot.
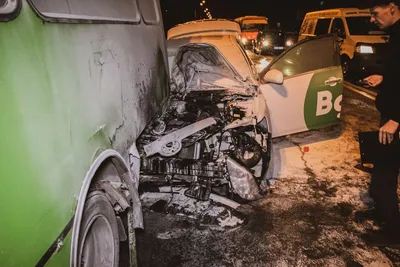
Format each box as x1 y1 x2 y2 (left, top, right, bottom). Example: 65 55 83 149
78 191 120 267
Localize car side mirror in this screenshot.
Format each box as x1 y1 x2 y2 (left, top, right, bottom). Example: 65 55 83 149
262 69 284 84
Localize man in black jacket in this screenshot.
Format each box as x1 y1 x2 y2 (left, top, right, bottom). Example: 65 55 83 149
360 0 400 247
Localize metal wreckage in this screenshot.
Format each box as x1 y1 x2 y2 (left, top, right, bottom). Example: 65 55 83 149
137 44 272 203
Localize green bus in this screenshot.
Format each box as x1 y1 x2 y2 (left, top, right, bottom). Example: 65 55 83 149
0 0 169 266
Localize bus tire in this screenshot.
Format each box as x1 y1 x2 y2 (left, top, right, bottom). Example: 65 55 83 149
78 191 120 267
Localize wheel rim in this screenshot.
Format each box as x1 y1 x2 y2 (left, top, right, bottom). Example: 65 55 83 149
79 215 117 267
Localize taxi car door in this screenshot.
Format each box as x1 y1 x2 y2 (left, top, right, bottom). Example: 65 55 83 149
259 35 343 138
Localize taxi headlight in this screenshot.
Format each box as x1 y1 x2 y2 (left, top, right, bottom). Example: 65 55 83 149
262 40 269 47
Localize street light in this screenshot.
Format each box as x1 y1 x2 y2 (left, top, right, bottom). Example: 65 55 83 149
198 0 207 19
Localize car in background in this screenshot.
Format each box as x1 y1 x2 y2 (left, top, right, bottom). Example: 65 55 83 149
298 8 388 79
235 16 269 50
255 28 298 56
137 19 344 204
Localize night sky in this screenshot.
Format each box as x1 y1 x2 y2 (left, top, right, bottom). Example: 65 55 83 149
160 0 367 32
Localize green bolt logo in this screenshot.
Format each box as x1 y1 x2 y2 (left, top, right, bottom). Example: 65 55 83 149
304 67 343 130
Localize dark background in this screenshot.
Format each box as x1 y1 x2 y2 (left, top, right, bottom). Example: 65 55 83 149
160 0 367 33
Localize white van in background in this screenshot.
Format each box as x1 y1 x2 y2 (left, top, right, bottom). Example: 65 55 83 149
299 8 389 78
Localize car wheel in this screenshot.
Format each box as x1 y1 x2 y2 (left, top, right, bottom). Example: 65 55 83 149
78 191 120 267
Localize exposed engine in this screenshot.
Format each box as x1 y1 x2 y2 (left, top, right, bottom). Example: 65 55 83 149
137 90 271 202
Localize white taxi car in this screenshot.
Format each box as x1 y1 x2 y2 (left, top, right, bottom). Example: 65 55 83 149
137 19 343 202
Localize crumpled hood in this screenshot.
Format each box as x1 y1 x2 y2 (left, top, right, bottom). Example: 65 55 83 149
170 43 253 96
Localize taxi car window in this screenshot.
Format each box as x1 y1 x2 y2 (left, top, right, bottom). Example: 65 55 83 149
270 36 338 77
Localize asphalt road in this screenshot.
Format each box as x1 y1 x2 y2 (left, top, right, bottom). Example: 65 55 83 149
135 85 400 267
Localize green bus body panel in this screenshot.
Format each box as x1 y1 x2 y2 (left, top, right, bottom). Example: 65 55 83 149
0 1 168 266
46 234 72 267
0 7 83 266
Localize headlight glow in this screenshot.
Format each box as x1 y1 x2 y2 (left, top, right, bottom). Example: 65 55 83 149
262 40 269 47
356 45 374 54
286 40 293 46
242 37 248 44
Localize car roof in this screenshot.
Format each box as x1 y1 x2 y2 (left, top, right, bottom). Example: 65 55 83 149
167 19 241 40
167 35 255 82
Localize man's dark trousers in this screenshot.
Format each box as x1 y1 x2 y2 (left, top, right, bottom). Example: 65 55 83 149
369 117 400 236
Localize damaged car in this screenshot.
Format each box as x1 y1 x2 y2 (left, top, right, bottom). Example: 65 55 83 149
137 20 344 203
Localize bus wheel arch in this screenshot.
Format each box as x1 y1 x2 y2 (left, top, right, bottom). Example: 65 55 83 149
70 149 142 267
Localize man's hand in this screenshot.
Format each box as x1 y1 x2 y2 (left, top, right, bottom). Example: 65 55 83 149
363 75 383 87
379 120 399 145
